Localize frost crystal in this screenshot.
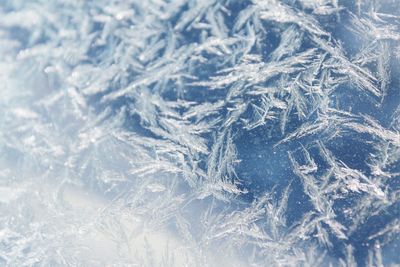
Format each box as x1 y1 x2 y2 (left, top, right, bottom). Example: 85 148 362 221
0 0 399 266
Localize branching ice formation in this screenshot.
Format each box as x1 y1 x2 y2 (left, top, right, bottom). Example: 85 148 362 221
0 0 399 266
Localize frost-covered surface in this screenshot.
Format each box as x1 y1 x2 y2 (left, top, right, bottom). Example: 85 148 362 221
0 0 400 266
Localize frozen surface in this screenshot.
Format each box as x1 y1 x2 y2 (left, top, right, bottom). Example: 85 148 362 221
0 0 400 266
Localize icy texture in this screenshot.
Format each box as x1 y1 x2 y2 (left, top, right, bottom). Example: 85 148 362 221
0 0 399 266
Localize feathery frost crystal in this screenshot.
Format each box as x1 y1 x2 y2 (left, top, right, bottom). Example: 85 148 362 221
0 0 399 266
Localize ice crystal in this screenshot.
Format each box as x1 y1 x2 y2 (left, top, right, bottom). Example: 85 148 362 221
0 0 399 266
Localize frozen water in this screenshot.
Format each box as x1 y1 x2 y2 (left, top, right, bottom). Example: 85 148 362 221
0 0 399 266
